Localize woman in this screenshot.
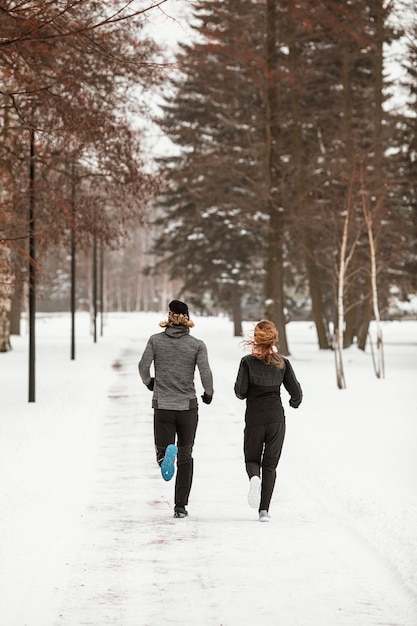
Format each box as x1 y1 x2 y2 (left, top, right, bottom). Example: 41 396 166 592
234 320 302 522
139 300 213 519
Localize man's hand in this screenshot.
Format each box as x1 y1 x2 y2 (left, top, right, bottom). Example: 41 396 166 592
201 392 212 404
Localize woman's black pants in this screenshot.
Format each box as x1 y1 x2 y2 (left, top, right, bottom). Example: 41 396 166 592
244 420 286 512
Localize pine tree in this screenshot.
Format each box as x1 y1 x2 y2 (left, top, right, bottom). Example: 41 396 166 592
151 0 410 350
277 0 399 349
151 0 270 335
394 4 417 300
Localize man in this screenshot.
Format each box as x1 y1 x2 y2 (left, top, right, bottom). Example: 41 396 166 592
138 300 214 518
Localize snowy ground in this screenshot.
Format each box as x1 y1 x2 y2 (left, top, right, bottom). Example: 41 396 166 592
0 312 416 626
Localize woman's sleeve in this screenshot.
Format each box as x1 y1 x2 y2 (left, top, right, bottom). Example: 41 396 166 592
283 358 303 408
234 358 249 400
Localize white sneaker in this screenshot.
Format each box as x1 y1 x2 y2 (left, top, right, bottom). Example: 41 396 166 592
259 510 271 522
248 475 261 509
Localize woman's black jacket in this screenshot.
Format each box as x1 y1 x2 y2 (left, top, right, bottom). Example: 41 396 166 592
234 355 302 426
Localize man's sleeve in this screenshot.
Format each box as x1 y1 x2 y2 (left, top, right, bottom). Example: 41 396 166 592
196 341 214 396
138 338 154 386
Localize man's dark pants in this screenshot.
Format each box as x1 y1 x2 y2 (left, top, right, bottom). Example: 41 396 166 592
154 408 198 508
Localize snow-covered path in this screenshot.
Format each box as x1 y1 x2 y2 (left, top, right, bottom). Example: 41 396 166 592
45 350 417 625
1 313 417 625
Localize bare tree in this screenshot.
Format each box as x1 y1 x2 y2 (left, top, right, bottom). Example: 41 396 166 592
334 173 360 389
0 0 165 351
359 168 385 378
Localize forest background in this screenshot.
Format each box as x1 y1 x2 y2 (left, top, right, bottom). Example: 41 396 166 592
1 0 416 361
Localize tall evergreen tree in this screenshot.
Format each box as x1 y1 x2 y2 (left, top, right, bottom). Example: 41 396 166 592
151 0 409 350
395 4 417 299
275 0 399 348
151 0 271 336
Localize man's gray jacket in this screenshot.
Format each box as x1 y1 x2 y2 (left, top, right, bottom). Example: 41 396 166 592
138 324 214 410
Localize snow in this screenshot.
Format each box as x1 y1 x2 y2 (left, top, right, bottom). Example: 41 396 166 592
1 312 417 626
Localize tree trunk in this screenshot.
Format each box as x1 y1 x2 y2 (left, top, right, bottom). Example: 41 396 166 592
231 284 243 337
0 245 12 352
9 275 23 336
287 29 330 350
335 170 357 389
344 281 359 348
373 0 384 186
359 0 384 373
361 191 384 376
264 207 288 354
357 289 373 350
0 161 14 352
343 303 356 348
304 236 331 349
335 210 348 390
264 0 289 355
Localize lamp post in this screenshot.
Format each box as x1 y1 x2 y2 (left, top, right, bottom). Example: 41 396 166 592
28 128 36 402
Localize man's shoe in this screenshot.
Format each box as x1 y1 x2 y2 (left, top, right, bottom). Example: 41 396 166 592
259 510 271 522
160 444 178 481
174 506 188 518
248 475 261 508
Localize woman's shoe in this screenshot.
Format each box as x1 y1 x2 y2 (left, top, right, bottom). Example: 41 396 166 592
248 475 261 508
259 510 271 522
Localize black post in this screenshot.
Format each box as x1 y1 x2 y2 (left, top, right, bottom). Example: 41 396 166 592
70 163 76 360
28 129 36 402
100 240 104 337
92 232 97 343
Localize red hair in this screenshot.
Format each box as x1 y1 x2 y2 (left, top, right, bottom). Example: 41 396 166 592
244 319 284 368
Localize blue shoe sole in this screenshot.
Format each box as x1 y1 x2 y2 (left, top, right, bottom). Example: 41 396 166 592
161 444 178 481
